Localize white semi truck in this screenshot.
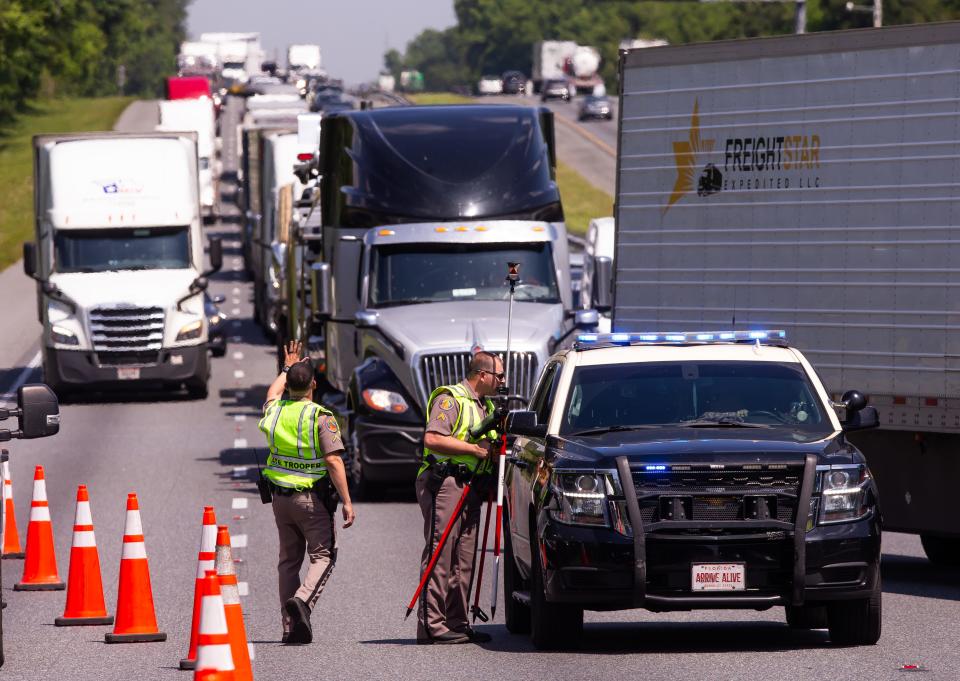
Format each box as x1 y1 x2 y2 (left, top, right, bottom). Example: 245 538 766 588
23 132 222 399
606 22 960 565
287 44 322 74
532 41 602 94
157 98 218 221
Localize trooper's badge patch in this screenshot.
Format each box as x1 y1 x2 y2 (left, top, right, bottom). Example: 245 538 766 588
437 412 447 422
326 418 339 434
439 397 454 411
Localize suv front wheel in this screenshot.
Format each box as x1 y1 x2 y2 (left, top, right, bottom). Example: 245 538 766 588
530 536 583 650
827 583 881 646
502 506 530 634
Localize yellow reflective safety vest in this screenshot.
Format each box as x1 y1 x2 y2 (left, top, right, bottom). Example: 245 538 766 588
258 399 333 490
421 383 496 476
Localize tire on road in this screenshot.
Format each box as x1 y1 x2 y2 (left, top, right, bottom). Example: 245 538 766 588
502 505 530 634
920 534 960 566
827 584 881 646
530 523 583 650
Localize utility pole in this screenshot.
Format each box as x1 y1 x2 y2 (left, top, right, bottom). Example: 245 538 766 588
795 0 806 34
873 0 883 27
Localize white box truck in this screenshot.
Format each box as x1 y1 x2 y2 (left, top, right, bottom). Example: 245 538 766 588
22 132 222 399
607 22 960 565
287 44 322 74
157 98 218 221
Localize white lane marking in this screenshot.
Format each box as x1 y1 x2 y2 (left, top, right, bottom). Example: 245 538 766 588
238 581 249 596
232 467 248 479
232 534 248 548
231 307 241 315
232 498 248 510
0 351 42 401
233 369 244 379
234 438 247 448
234 414 246 422
248 642 255 660
236 390 246 399
232 351 244 360
232 298 240 305
232 287 241 295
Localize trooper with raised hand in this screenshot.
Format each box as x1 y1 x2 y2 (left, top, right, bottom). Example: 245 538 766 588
415 350 504 645
258 340 356 644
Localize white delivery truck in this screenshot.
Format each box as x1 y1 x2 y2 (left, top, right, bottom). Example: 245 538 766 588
607 22 960 565
22 132 222 399
287 44 322 74
157 98 218 221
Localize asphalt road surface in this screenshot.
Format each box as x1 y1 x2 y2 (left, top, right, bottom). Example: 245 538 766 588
0 96 958 680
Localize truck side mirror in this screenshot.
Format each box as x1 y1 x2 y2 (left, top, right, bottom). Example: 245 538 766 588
506 410 547 438
354 310 379 328
310 262 331 318
207 237 223 274
574 309 599 329
17 384 60 439
23 242 37 280
594 256 613 312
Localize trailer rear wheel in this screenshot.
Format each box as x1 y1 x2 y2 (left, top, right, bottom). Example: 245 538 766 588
920 535 960 566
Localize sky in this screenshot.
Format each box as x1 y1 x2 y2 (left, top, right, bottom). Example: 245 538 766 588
186 0 457 85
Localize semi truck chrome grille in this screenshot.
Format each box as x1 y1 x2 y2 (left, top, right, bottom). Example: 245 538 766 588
418 351 538 406
89 306 165 357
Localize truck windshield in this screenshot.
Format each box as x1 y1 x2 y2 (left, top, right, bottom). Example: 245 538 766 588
561 361 832 436
369 243 560 307
54 227 191 273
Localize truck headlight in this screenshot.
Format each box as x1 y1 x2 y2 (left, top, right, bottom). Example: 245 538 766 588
361 388 408 414
51 325 79 346
550 471 612 527
176 320 203 341
816 464 872 525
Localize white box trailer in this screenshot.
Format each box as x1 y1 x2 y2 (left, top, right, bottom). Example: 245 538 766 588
23 132 222 399
611 22 960 560
157 98 218 220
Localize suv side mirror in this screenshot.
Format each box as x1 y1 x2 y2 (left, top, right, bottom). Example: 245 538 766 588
23 242 37 280
842 405 878 432
594 255 613 312
206 237 223 275
842 390 867 413
506 410 547 438
0 384 60 442
310 262 331 318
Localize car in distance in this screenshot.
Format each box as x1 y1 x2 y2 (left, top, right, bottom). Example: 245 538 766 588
540 78 572 102
477 74 503 96
502 70 526 95
577 94 612 121
502 330 882 650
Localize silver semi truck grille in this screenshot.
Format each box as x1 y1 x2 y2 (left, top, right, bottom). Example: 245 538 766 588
89 307 164 362
418 351 538 406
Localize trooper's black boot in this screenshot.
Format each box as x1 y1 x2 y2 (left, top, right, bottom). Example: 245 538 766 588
284 597 312 644
417 630 469 645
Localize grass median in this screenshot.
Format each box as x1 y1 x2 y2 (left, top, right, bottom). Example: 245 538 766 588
407 92 612 235
0 97 133 271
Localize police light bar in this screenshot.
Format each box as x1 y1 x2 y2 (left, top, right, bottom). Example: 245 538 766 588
575 330 787 345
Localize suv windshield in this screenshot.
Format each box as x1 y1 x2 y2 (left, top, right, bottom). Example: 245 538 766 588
561 361 831 436
54 226 191 273
369 243 559 307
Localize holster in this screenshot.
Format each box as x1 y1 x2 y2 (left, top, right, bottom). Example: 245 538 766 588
314 477 339 515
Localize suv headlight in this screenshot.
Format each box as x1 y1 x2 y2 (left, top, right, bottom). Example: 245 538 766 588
549 471 615 527
814 464 873 525
361 388 409 414
176 319 203 341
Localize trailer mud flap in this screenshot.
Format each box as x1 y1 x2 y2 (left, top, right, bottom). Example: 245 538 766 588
616 456 646 607
792 454 818 606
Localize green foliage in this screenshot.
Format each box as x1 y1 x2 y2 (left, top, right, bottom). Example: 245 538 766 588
389 0 960 92
0 0 187 122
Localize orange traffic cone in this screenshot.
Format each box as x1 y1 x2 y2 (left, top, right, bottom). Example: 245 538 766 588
181 506 219 670
194 569 235 681
105 493 167 643
55 485 113 626
1 455 24 559
14 465 64 590
215 526 252 681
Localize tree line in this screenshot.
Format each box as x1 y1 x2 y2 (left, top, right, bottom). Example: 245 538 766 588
0 0 188 121
386 0 960 92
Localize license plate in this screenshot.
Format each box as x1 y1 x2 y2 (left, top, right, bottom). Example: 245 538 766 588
116 367 141 380
691 563 745 591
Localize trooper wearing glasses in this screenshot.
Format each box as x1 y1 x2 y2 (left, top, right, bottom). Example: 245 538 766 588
414 350 505 644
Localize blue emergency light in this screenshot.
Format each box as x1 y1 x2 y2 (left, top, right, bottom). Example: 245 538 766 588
575 329 787 346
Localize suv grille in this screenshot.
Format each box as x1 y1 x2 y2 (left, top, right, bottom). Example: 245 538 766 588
633 463 804 526
418 351 538 405
89 306 164 360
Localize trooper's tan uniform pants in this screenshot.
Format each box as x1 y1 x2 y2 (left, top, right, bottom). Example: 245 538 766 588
272 488 337 632
415 471 482 640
